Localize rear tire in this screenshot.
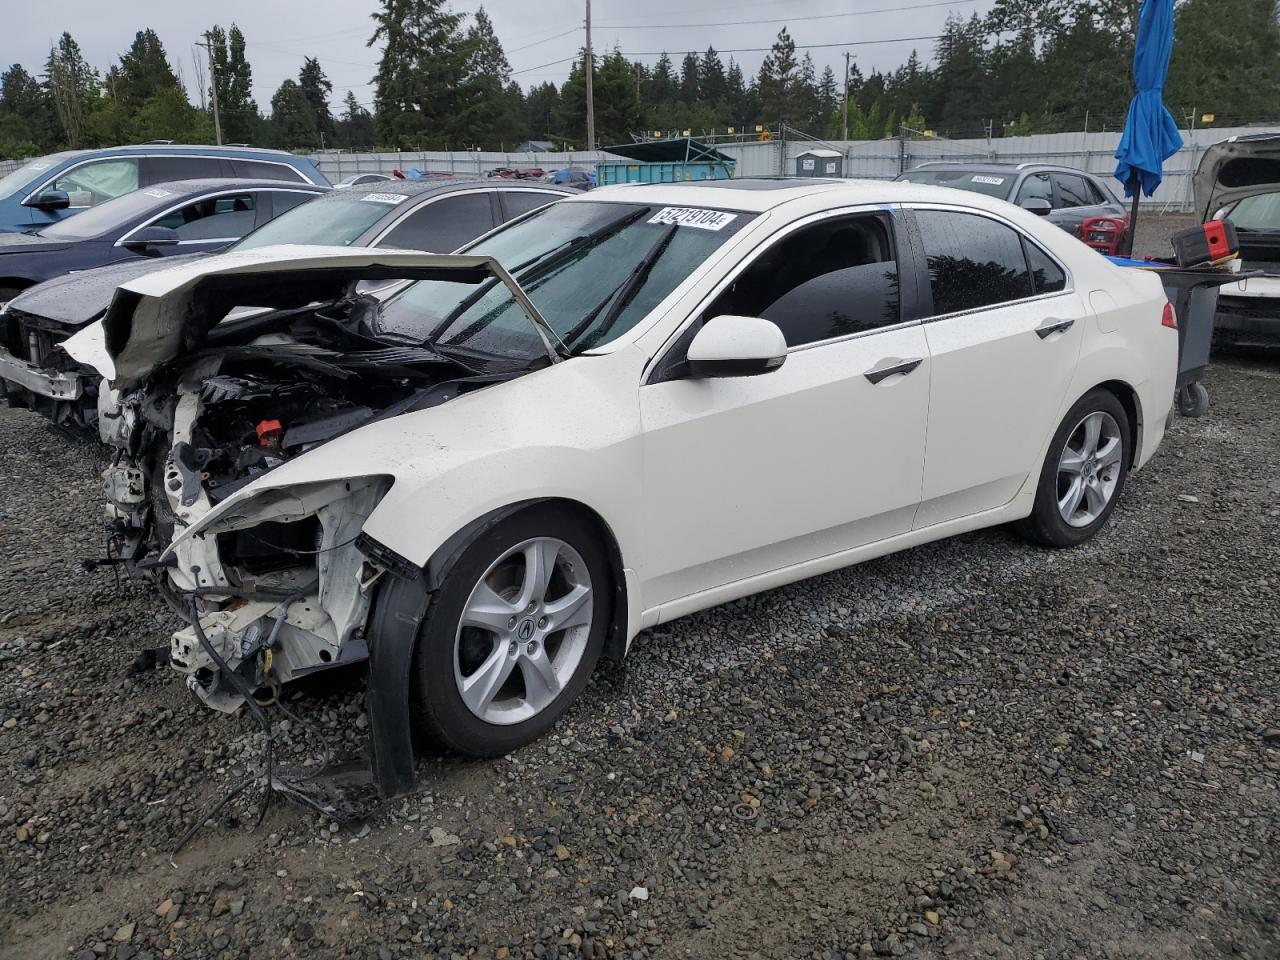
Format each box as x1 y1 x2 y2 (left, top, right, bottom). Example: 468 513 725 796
409 504 611 757
1015 388 1131 548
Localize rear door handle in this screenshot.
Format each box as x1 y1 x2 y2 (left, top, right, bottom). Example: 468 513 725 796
863 357 923 385
1035 317 1075 339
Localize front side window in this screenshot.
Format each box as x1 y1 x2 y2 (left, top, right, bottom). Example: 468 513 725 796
1051 174 1094 208
380 193 494 251
915 210 1033 316
150 192 257 241
50 158 139 208
1016 173 1053 205
375 200 753 361
704 213 900 347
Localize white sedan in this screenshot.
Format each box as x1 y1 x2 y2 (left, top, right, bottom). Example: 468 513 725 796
73 178 1177 789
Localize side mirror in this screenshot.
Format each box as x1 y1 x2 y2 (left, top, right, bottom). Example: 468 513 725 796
686 315 787 378
1020 198 1052 216
23 189 71 211
122 226 180 251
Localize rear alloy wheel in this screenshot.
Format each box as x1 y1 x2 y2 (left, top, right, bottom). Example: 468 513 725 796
410 505 610 756
1016 388 1130 548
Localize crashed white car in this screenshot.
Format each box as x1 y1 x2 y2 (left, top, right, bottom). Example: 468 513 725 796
68 179 1177 794
1197 133 1280 346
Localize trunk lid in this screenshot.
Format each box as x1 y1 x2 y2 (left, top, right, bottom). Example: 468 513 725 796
1193 133 1280 221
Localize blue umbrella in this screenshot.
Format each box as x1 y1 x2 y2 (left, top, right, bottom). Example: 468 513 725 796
1114 0 1183 254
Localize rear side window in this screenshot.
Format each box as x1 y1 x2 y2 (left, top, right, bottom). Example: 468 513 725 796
705 212 900 347
229 159 306 183
150 192 257 241
51 159 139 208
380 193 495 251
914 210 1033 316
1052 174 1094 208
501 190 562 220
1025 242 1067 295
144 156 225 184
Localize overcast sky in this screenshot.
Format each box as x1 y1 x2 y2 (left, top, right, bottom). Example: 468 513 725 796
3 0 998 114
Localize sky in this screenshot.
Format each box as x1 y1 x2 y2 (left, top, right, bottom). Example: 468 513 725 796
3 0 999 115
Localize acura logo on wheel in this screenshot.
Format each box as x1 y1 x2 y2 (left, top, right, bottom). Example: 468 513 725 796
517 618 536 640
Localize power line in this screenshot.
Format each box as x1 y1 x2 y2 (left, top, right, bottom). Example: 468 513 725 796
508 27 581 55
597 0 979 31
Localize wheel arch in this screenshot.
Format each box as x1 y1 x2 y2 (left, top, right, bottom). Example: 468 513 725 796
421 497 631 665
1091 378 1142 468
0 277 36 294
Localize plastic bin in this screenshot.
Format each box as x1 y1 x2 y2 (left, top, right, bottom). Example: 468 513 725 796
595 160 735 185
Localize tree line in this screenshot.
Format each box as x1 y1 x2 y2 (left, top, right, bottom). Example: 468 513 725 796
2 0 1278 159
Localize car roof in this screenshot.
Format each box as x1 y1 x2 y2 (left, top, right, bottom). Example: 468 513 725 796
311 178 571 203
46 144 308 162
142 178 329 196
905 161 1103 177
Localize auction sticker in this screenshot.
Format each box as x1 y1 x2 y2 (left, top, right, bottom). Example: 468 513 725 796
361 193 409 205
144 188 173 198
971 175 1006 185
648 207 738 231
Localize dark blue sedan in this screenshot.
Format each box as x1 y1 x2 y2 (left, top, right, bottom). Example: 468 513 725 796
0 178 328 300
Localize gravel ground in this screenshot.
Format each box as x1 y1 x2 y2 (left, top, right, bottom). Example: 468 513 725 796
1 282 1277 959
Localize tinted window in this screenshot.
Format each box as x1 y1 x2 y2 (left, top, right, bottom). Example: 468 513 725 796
150 192 257 241
234 195 391 250
51 158 139 208
706 214 899 347
502 190 562 220
145 156 224 183
1016 173 1052 205
915 210 1033 316
269 190 315 216
1052 174 1094 208
381 193 494 251
229 159 305 183
1025 242 1067 294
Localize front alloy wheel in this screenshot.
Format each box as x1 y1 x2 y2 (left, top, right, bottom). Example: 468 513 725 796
455 537 594 725
1056 410 1123 528
410 505 610 756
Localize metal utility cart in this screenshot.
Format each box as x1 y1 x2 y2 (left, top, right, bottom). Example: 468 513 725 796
596 137 735 185
1108 256 1249 417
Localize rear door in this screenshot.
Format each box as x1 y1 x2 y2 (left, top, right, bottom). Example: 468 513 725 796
122 190 262 257
141 155 226 186
905 205 1086 527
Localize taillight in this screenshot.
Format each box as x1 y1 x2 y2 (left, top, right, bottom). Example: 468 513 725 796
1161 302 1177 329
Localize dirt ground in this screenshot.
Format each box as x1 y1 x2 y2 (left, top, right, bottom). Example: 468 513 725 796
0 214 1276 960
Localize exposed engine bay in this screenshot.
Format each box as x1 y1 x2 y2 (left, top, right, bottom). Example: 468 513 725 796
82 250 542 714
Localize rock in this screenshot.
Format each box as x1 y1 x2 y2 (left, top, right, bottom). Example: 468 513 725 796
429 826 460 847
113 923 135 942
924 910 940 925
554 844 570 861
211 896 230 917
629 886 649 901
154 899 173 919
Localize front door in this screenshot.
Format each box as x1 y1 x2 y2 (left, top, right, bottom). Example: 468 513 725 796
638 210 931 610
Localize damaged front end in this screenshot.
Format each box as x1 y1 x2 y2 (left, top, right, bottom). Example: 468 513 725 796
73 246 548 718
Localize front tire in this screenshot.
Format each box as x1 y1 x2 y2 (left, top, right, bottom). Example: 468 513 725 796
1016 389 1131 548
410 504 611 756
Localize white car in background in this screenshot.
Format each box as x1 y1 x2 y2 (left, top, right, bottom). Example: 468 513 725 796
69 178 1177 794
1197 134 1280 346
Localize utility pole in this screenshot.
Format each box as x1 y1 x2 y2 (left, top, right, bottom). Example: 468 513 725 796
197 32 223 145
842 51 851 142
585 0 595 151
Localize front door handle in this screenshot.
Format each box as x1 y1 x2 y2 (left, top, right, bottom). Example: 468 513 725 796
863 356 923 385
1035 316 1075 339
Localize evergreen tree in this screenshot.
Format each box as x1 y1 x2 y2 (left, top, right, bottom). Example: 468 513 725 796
117 29 181 108
44 33 97 148
1168 0 1280 125
932 15 992 136
207 24 259 143
678 52 700 104
369 0 469 148
817 66 838 130
457 7 523 148
648 53 679 107
270 79 318 148
725 58 751 128
699 48 727 104
758 28 803 126
0 64 56 153
524 81 560 141
338 91 377 149
298 57 334 146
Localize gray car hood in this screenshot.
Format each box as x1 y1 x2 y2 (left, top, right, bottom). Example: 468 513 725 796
6 253 207 327
1193 134 1280 221
64 244 556 386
